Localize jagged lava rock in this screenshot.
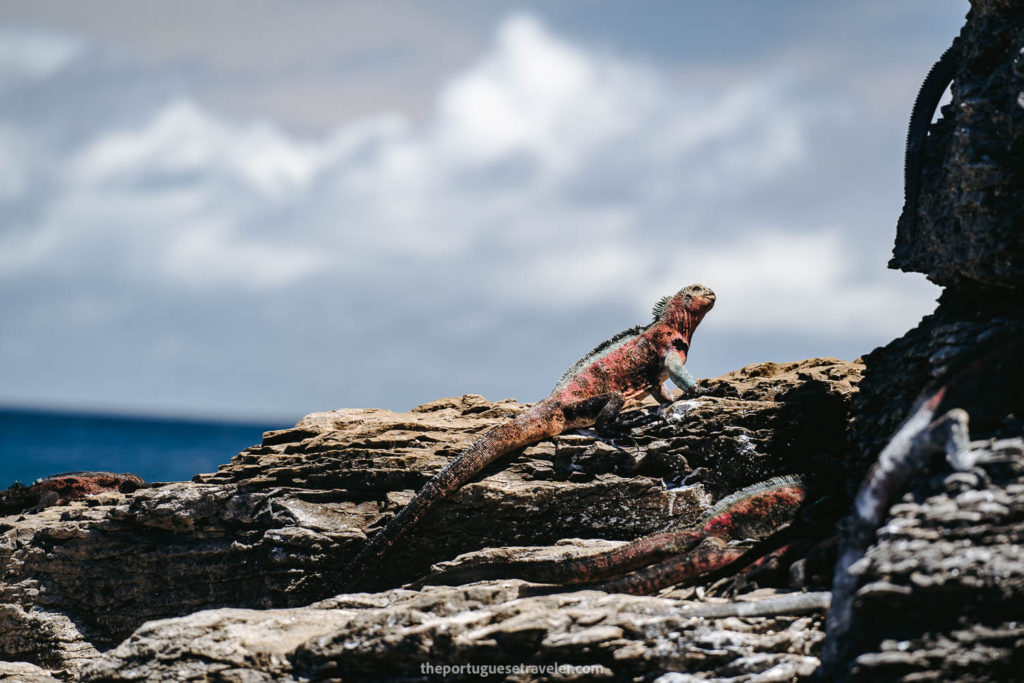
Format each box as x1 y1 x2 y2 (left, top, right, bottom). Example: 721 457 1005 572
890 0 1024 290
0 357 859 678
841 439 1024 682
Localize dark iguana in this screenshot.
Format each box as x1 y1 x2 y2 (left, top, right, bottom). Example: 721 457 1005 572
341 283 716 589
822 334 1024 674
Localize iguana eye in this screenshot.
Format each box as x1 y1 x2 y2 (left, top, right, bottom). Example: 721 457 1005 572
673 339 689 353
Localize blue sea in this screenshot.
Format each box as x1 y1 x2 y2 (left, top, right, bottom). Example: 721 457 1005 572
0 407 288 489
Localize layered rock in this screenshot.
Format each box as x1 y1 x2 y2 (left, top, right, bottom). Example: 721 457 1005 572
79 583 826 682
843 439 1024 681
0 358 859 679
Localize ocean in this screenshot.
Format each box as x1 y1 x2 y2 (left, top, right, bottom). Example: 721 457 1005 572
0 407 288 489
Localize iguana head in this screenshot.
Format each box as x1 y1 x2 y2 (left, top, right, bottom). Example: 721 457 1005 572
652 284 716 328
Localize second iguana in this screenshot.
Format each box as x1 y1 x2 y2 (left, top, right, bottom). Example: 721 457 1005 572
341 283 716 589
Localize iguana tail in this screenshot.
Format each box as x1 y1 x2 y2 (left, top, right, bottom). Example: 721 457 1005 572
340 400 566 590
413 528 701 588
413 475 806 589
896 42 958 241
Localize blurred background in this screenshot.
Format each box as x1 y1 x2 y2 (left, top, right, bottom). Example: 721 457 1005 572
0 1 966 485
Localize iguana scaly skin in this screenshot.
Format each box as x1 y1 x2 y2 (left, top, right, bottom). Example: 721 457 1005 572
341 283 716 589
593 476 805 595
895 41 958 245
414 475 806 595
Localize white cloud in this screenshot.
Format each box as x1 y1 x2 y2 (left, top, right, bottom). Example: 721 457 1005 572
436 15 647 169
72 101 325 197
0 29 83 85
646 230 936 336
160 217 330 290
22 13 812 294
0 12 941 414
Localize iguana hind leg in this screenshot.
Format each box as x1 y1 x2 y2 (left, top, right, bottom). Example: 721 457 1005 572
559 392 625 429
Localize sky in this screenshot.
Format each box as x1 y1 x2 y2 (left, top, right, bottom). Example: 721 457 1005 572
0 1 968 423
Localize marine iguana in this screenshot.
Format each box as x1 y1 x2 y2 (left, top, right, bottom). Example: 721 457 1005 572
0 471 146 515
341 283 716 589
413 475 807 595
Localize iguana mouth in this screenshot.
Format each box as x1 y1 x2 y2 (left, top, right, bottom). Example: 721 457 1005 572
684 284 716 309
695 285 716 303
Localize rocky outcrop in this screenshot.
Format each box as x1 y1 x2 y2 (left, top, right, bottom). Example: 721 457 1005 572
0 473 145 516
841 438 1024 681
844 296 1024 496
0 358 859 679
831 0 1024 678
79 583 826 682
890 1 1024 291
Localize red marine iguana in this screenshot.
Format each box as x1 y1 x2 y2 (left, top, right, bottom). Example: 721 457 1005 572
0 471 146 515
412 475 808 595
341 283 716 589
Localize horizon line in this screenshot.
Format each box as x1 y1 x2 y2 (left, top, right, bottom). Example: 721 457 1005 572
0 400 297 429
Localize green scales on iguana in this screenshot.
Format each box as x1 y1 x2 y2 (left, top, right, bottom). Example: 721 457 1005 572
341 283 716 588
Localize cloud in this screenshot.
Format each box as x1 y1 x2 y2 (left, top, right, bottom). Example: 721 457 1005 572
0 13 939 416
436 16 646 166
7 16 817 289
72 101 324 196
647 230 936 336
0 28 83 84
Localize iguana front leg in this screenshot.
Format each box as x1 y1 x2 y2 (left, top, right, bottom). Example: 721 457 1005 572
665 350 701 397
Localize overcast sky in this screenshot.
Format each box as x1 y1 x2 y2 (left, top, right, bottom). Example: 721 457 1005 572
0 1 967 422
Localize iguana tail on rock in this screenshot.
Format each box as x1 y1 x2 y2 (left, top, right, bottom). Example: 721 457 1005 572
413 475 806 590
895 41 959 247
341 284 716 590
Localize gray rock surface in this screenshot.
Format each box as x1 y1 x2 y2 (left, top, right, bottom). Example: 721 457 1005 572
80 583 826 682
0 358 859 679
840 439 1024 681
0 662 61 683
